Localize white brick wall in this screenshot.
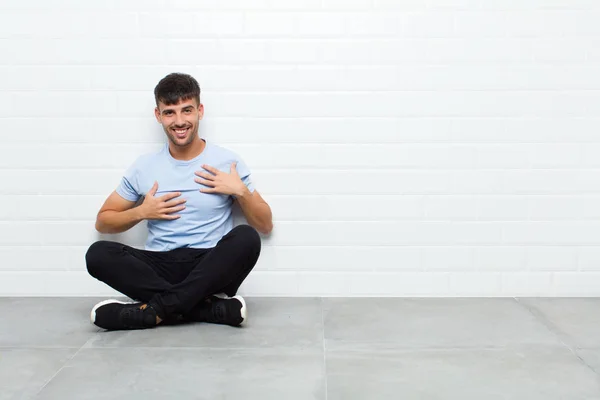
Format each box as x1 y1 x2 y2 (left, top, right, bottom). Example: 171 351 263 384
1 0 600 296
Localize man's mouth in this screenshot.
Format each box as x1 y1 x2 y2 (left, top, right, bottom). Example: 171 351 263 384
173 127 190 138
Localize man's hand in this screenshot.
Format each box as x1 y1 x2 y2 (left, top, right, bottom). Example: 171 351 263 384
194 163 248 197
139 181 186 220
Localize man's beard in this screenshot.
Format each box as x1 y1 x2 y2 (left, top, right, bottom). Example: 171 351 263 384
166 125 197 147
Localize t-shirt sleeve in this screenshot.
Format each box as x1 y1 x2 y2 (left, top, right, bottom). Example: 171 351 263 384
235 157 256 194
115 163 142 202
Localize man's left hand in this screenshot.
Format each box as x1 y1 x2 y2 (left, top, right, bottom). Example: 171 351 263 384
194 162 248 197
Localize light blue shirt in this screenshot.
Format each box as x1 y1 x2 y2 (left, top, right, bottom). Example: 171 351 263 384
116 139 255 251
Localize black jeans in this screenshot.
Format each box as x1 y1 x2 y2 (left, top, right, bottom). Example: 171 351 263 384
85 225 261 320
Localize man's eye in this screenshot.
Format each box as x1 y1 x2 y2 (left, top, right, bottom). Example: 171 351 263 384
184 109 192 113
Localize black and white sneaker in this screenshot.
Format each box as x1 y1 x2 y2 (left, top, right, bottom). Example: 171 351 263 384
188 295 247 327
91 299 158 331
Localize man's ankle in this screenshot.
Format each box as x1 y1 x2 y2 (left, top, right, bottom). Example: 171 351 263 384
140 303 164 325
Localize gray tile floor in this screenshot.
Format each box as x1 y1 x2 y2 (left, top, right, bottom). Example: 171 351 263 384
2 297 600 399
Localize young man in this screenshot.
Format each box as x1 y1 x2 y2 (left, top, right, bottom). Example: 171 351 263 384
86 73 273 331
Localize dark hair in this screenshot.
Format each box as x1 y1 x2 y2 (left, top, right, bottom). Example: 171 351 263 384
154 73 201 106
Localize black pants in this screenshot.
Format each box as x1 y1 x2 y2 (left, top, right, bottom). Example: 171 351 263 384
85 225 261 320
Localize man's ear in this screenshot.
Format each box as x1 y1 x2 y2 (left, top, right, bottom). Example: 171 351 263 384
198 103 204 120
154 107 161 123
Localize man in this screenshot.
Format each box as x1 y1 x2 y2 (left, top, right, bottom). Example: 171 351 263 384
85 73 273 331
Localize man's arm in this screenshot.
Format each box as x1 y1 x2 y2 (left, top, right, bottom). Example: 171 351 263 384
194 163 273 235
95 191 144 234
234 189 273 235
96 183 186 234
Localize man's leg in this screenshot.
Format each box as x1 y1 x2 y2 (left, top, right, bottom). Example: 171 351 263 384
86 225 260 330
85 240 191 303
150 225 261 319
85 240 203 329
219 248 258 297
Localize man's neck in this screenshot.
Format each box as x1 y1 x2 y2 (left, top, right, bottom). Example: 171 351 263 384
168 137 206 161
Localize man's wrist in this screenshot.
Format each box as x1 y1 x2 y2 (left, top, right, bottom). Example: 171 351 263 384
235 186 251 200
133 205 147 221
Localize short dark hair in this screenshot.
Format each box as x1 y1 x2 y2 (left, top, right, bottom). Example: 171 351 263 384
154 73 201 106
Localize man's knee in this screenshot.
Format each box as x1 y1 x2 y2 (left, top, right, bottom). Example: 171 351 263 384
232 224 261 254
85 240 112 279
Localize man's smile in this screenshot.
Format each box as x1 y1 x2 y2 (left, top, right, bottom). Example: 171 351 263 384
172 126 191 138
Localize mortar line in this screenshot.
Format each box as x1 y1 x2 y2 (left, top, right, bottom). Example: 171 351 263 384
321 297 329 400
514 297 599 375
34 334 98 396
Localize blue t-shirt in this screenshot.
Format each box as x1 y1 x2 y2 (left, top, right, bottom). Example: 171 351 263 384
116 139 255 251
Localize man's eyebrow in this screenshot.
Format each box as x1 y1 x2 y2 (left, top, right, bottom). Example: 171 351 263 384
162 106 193 113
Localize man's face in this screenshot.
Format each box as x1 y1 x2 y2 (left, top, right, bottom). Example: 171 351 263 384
154 98 204 148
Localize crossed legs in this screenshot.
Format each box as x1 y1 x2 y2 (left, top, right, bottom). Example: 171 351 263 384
85 225 261 329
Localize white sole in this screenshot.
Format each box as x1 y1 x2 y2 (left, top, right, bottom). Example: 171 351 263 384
90 299 134 324
232 295 247 326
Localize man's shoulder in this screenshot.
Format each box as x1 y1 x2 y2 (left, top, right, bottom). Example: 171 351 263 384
206 141 242 162
207 141 235 155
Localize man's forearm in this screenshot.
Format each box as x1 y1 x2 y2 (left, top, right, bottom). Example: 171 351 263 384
235 190 273 235
96 207 145 234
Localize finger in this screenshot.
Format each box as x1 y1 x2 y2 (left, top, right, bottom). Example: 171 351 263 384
230 162 237 172
200 188 217 194
202 164 219 175
160 191 182 201
195 178 215 187
163 214 181 220
148 181 159 196
194 171 215 181
163 205 186 214
165 198 187 206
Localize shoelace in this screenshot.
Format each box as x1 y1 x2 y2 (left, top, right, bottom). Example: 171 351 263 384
121 306 152 328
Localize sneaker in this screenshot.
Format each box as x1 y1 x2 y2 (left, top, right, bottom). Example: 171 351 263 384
91 299 158 331
189 295 247 327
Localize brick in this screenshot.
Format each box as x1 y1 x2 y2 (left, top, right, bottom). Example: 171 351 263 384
526 246 579 271
422 247 474 271
475 247 527 271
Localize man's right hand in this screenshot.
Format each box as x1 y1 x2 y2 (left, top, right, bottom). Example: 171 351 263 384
139 181 186 220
